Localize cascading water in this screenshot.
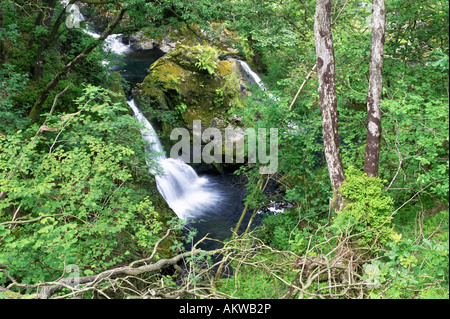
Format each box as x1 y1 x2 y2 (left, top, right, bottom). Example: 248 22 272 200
83 28 164 83
83 30 132 56
82 23 264 245
236 60 267 91
79 25 221 220
82 26 223 221
237 60 278 101
127 99 222 220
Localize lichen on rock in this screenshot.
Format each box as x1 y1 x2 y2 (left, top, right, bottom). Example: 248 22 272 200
134 43 248 173
128 23 240 55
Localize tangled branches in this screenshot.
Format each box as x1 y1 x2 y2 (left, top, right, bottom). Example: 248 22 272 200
0 224 385 299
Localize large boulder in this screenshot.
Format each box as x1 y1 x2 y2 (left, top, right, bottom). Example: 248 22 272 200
134 44 248 173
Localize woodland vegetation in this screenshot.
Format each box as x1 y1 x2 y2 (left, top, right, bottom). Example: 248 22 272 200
0 0 448 299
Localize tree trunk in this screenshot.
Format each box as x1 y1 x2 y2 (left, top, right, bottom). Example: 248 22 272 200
363 0 385 177
314 0 345 207
29 8 127 123
32 0 73 80
0 5 5 65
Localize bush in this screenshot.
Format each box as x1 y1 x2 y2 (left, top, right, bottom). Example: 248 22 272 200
362 234 449 298
330 166 394 249
0 86 170 285
255 206 321 255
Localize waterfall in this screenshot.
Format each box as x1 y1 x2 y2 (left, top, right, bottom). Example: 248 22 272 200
83 30 131 55
128 100 165 156
104 34 132 55
127 99 222 220
62 0 131 56
83 26 222 220
237 60 278 101
78 18 274 239
236 60 267 91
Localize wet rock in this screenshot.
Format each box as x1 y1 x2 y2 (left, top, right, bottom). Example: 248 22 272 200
134 44 249 173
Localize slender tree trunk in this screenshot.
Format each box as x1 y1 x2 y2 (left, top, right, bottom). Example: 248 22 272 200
42 0 58 27
0 5 5 65
29 8 127 123
314 0 345 208
32 0 74 80
363 0 385 177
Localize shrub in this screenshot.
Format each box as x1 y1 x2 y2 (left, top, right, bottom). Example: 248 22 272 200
362 234 449 298
330 166 394 249
192 45 219 75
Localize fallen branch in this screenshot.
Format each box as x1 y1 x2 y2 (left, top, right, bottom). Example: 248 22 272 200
3 246 217 299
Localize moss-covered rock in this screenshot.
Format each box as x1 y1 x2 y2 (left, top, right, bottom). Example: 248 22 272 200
134 43 247 173
107 72 128 105
128 23 241 56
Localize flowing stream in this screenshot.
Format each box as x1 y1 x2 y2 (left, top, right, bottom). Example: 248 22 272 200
237 60 278 101
86 29 264 249
127 99 222 221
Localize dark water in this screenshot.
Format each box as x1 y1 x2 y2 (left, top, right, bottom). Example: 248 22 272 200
111 49 165 84
184 172 261 251
118 48 261 250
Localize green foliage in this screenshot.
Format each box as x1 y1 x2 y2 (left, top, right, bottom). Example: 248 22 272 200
223 0 308 68
363 234 449 298
431 47 449 72
330 167 394 249
167 218 189 252
192 45 219 75
217 253 294 298
0 63 30 133
0 86 170 286
0 0 448 299
131 198 163 251
174 102 187 117
381 92 449 203
0 5 19 44
213 88 224 108
256 209 313 255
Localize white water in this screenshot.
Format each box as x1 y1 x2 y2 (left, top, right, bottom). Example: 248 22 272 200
83 26 223 220
78 10 224 222
83 30 132 56
237 60 267 91
128 100 165 156
237 60 278 101
81 25 273 221
104 34 132 55
61 0 131 56
127 99 222 220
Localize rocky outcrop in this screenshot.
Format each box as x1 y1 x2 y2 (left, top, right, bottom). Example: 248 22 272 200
127 24 240 55
128 31 159 51
128 31 179 53
134 43 249 173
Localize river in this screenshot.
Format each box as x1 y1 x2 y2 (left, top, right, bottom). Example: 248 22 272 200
100 35 262 250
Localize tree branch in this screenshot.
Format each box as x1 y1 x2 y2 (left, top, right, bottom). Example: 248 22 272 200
29 7 127 122
289 63 317 111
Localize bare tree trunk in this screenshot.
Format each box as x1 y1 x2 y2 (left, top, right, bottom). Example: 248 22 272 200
0 5 5 65
314 0 345 208
364 0 385 177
